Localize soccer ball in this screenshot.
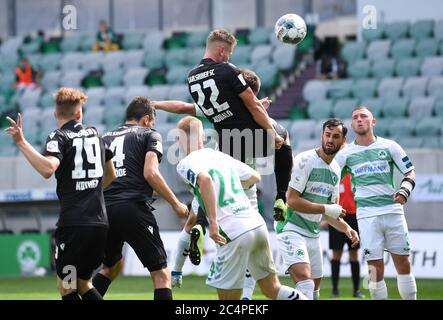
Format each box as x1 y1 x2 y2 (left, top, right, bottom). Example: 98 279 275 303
274 13 307 45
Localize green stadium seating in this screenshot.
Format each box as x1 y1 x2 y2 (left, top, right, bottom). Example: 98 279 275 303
362 24 385 41
410 20 434 39
415 38 439 58
230 46 251 66
143 50 164 69
374 118 390 136
415 117 442 136
164 48 188 68
102 69 124 87
328 79 353 99
307 100 333 120
397 137 424 148
122 32 144 50
371 59 395 78
360 98 383 117
352 79 378 99
185 31 208 48
382 97 409 118
395 58 421 77
60 35 82 52
385 21 409 40
388 118 415 138
390 39 415 59
333 98 359 119
247 27 271 45
434 98 443 117
347 60 371 78
341 41 366 64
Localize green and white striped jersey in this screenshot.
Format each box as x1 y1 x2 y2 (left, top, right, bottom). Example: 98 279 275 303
335 136 414 219
177 148 265 242
275 149 341 238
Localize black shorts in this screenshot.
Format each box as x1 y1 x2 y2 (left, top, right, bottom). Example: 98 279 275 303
55 226 107 280
196 206 209 231
104 201 167 272
329 215 360 250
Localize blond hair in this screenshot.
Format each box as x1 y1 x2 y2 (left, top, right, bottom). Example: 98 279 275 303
207 29 237 47
54 87 88 118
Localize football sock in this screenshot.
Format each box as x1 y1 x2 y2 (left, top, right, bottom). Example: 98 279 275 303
369 280 388 300
81 288 103 300
350 261 361 292
277 285 307 300
397 273 417 300
92 273 111 297
154 288 173 300
274 144 293 202
313 289 320 300
173 229 191 272
295 279 315 300
331 259 340 293
62 292 81 300
241 270 256 299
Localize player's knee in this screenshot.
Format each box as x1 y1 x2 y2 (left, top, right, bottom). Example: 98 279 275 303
102 259 123 280
151 268 171 288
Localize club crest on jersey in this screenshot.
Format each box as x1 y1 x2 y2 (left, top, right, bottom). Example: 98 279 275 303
46 140 59 153
378 150 388 160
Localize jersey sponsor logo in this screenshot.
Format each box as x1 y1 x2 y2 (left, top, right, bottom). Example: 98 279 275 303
46 140 59 153
353 161 389 177
188 69 215 83
308 185 331 197
75 179 99 191
378 150 388 160
401 156 413 169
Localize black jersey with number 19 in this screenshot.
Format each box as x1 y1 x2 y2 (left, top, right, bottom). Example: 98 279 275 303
102 124 163 205
43 120 113 228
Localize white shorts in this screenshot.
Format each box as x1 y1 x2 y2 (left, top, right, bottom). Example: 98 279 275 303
358 214 411 261
206 224 276 290
244 184 258 212
276 231 323 279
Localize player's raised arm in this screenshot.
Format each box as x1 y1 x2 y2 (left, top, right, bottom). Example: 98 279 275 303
151 100 197 115
143 151 188 218
5 113 60 178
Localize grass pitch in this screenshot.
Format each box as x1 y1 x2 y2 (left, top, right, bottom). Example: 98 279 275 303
0 275 442 300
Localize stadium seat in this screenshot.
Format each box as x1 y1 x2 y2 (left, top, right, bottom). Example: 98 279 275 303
80 34 96 52
395 58 421 77
302 80 330 102
155 109 169 125
22 107 41 132
366 40 391 61
387 117 415 138
186 31 209 47
85 87 105 106
328 79 353 99
122 50 144 70
123 67 149 87
390 39 416 59
80 52 103 72
384 21 409 40
248 27 271 45
415 117 443 136
347 60 371 78
402 77 428 100
397 136 424 149
164 48 188 68
272 45 296 71
255 63 279 91
378 77 404 99
290 119 317 139
167 84 191 102
415 38 439 58
0 36 23 56
104 105 125 128
124 86 150 104
102 51 126 71
422 137 442 149
41 71 61 90
342 118 356 141
122 32 144 50
146 84 170 101
294 138 318 152
26 53 43 69
362 25 385 41
382 97 409 118
341 41 366 65
39 91 55 109
0 54 19 73
374 118 391 136
39 53 62 72
352 78 378 99
360 98 383 117
408 96 435 119
104 87 126 108
166 65 190 84
307 100 333 120
230 46 252 66
60 34 82 52
143 49 165 69
434 98 443 117
410 19 434 39
186 47 205 66
434 19 443 40
250 45 273 65
60 70 86 88
17 87 42 110
102 69 124 87
421 57 443 76
61 52 83 71
427 77 443 98
83 105 105 127
143 31 166 52
333 98 359 119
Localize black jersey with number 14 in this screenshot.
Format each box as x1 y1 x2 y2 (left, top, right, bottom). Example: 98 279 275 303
102 124 163 206
43 120 113 228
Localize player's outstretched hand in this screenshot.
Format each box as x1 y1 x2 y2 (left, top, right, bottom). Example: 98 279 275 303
346 229 360 248
209 223 226 246
173 202 189 218
5 113 25 145
260 97 272 109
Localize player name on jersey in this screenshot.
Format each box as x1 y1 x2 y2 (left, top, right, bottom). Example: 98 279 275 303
75 179 99 191
64 127 98 139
